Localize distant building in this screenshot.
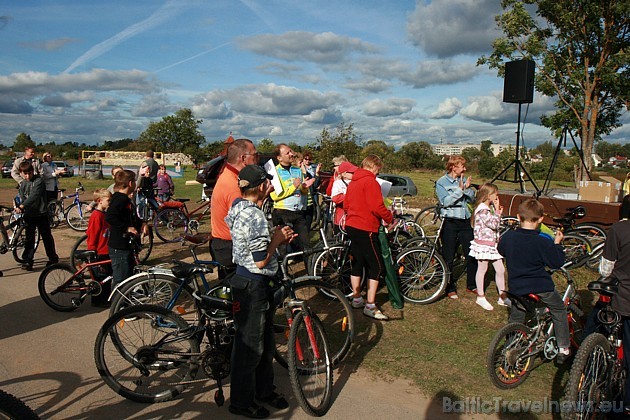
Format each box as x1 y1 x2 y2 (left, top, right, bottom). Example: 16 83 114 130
608 155 628 168
431 143 513 157
591 153 604 167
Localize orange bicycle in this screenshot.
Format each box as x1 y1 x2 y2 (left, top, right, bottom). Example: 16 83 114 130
153 198 211 243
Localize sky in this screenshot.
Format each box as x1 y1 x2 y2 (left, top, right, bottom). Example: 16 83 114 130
1 0 627 150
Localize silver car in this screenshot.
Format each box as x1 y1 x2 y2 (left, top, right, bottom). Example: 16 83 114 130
378 174 418 197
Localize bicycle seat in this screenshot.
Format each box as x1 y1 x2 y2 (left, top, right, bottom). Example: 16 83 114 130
171 261 201 278
75 250 97 262
588 277 618 296
184 233 210 245
504 290 542 314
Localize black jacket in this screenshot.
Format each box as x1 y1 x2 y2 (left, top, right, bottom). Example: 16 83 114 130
18 175 47 217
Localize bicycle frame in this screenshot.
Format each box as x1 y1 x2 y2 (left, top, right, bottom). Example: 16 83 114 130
51 259 113 303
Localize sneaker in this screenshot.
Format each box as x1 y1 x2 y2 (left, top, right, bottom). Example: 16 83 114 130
476 296 494 311
557 347 571 364
363 305 388 320
351 297 365 309
21 263 33 271
466 288 477 295
447 292 459 299
497 297 512 307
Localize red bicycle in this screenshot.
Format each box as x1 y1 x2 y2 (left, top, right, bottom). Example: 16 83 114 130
153 198 211 242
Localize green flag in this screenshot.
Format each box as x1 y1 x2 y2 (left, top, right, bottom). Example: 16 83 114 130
378 226 404 309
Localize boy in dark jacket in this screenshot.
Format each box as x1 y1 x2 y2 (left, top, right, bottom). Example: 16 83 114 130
106 170 142 287
497 198 570 361
14 161 59 270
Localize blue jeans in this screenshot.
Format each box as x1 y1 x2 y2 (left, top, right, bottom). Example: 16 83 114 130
509 290 570 349
229 273 276 409
108 248 134 288
440 218 477 293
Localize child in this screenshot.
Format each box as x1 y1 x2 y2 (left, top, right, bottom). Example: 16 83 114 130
225 164 296 417
14 160 59 270
469 183 509 311
330 161 358 230
497 198 571 361
86 188 112 306
106 170 142 288
156 164 174 202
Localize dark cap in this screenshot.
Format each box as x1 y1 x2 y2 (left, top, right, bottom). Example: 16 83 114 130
238 164 273 188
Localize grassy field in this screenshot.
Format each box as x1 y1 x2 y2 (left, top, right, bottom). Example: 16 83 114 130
0 168 597 418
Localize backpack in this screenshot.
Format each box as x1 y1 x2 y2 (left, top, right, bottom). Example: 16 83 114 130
195 155 226 196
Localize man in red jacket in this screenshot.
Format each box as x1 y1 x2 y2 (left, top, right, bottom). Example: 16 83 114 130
344 154 393 320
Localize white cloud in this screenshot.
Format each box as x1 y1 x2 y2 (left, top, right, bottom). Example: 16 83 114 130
431 97 462 119
363 98 415 117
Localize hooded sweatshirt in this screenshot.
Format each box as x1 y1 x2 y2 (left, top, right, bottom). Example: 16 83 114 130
225 198 278 278
344 168 393 232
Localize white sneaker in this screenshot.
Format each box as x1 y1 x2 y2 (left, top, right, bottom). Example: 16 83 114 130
363 306 388 320
476 296 494 311
497 297 512 307
351 297 365 309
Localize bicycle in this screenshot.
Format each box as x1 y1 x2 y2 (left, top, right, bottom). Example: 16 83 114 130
69 229 153 269
153 197 211 243
486 268 584 389
562 277 626 419
95 253 342 416
0 389 39 419
47 182 91 231
38 235 145 311
0 204 41 264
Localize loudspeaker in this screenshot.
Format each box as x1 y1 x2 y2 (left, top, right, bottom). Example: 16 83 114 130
503 60 535 103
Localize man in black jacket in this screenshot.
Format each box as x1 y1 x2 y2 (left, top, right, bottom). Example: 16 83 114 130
14 161 58 270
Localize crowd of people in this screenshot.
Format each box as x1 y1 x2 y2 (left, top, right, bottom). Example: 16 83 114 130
5 142 630 417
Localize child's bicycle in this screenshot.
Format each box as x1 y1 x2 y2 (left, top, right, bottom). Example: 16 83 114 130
486 268 585 389
0 203 41 264
38 235 144 311
47 182 90 231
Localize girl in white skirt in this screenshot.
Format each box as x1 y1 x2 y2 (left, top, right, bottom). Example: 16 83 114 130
469 183 510 310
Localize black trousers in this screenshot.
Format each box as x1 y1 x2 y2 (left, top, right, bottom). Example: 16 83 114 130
272 209 311 272
440 218 477 293
23 214 58 264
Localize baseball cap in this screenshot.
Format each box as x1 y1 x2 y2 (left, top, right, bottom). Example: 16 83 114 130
238 164 273 188
338 161 358 173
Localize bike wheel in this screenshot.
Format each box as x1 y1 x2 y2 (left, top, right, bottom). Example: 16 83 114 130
137 229 154 264
288 312 333 417
500 216 520 237
154 208 188 243
562 333 613 420
47 201 61 228
414 206 439 241
65 202 90 231
562 233 592 269
94 304 200 403
274 279 354 369
109 272 199 323
38 263 86 311
487 323 533 389
0 389 39 420
311 245 358 298
70 234 88 268
395 246 448 304
11 225 40 264
568 224 607 269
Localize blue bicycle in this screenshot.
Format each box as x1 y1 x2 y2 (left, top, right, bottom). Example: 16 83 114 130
47 182 90 231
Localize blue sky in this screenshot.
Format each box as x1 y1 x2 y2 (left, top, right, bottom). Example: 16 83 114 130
1 0 627 149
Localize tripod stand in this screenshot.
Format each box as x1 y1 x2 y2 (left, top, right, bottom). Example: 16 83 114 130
540 120 591 196
491 103 540 194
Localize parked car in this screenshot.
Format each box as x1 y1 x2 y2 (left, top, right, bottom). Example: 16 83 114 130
378 174 418 197
53 161 74 177
1 159 13 178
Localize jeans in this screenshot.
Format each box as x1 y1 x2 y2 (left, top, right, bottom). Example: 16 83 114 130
23 214 58 264
210 238 236 281
229 273 276 409
109 248 135 288
440 218 477 293
509 290 570 349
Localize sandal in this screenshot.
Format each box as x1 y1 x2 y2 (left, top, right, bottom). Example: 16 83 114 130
228 403 270 419
256 391 289 409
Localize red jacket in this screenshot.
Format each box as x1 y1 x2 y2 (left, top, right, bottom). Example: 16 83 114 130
87 209 110 256
344 169 393 232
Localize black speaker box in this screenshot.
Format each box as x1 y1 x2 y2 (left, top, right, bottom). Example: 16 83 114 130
503 60 535 103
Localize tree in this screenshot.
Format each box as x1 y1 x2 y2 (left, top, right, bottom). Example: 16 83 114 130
312 122 363 170
395 141 442 170
256 138 275 154
14 132 35 151
136 108 206 160
479 0 630 180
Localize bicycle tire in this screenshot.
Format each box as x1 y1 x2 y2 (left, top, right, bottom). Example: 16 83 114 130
70 234 88 268
311 245 362 298
487 322 533 389
288 312 333 417
274 279 354 370
0 389 39 420
562 333 613 420
136 229 154 264
38 263 86 311
65 202 90 231
154 208 188 243
11 225 40 264
47 201 61 228
562 233 592 269
109 272 199 323
94 304 200 403
414 206 439 241
395 246 448 304
567 224 607 269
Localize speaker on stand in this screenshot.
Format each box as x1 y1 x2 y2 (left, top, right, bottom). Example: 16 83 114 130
492 59 540 194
